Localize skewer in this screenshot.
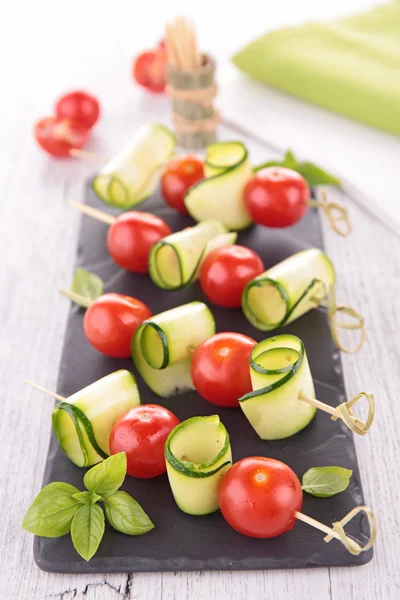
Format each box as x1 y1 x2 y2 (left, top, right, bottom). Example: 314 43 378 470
58 289 92 308
24 380 65 402
69 149 107 161
307 189 352 237
298 391 375 436
295 505 377 555
67 199 116 225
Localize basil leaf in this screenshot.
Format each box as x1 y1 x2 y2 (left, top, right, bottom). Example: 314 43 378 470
283 149 298 169
22 482 80 537
104 491 154 535
70 503 105 561
83 453 127 499
70 268 104 308
302 466 352 497
297 162 341 187
253 151 340 187
73 491 101 505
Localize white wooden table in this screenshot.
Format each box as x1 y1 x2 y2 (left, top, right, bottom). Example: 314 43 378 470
1 1 399 598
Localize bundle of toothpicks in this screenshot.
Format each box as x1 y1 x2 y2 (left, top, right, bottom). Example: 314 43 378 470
165 17 219 149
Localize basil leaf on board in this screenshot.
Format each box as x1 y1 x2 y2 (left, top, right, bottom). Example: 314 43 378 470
70 503 105 561
83 452 127 499
104 491 154 535
70 268 104 308
22 482 80 537
297 162 341 187
302 466 352 497
72 491 101 505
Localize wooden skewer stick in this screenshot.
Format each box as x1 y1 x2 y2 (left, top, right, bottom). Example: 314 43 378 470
69 149 107 161
295 505 377 555
67 199 116 225
298 391 375 436
24 380 65 402
58 289 92 308
307 189 352 237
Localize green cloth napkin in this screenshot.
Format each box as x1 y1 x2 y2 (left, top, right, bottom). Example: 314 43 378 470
232 2 400 136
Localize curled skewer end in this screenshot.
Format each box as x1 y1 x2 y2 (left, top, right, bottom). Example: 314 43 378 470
298 390 375 436
329 304 366 353
307 189 352 237
296 506 377 555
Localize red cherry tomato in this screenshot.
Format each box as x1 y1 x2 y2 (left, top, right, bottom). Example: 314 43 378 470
244 167 310 228
219 457 303 538
34 116 89 158
133 46 167 93
83 293 152 358
161 155 205 214
109 404 180 478
107 212 171 273
55 91 100 130
199 245 265 308
191 332 256 407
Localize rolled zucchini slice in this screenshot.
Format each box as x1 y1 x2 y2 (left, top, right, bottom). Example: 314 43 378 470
184 141 253 230
165 415 232 515
92 123 176 209
239 335 316 440
148 220 237 290
52 370 140 468
131 302 215 397
242 248 335 331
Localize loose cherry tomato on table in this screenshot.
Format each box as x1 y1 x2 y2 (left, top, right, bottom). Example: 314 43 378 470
109 405 180 478
191 332 256 407
83 293 152 358
244 167 310 228
55 91 100 130
107 212 172 273
133 44 167 93
34 117 89 158
219 457 303 538
199 245 264 308
161 155 205 214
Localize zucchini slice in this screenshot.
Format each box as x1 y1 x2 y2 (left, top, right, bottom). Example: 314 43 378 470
148 220 237 290
242 248 336 331
52 370 140 468
184 141 253 230
165 415 232 515
131 302 215 397
239 335 316 440
92 123 176 209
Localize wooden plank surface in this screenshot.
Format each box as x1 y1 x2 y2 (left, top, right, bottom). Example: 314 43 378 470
1 1 399 597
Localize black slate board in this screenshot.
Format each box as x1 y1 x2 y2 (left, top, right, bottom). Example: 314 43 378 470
34 160 372 574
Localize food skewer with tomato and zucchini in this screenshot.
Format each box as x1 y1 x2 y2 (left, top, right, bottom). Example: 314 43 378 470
165 416 376 555
48 117 350 236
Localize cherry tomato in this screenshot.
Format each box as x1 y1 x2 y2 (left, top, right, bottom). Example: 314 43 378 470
191 333 256 407
199 245 264 308
133 45 167 93
55 91 100 130
109 404 180 478
107 212 171 273
219 457 303 538
83 293 152 358
34 116 89 158
161 155 205 214
244 167 310 228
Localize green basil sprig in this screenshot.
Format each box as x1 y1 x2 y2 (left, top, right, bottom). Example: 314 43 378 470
302 466 352 498
22 453 154 561
254 149 341 187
